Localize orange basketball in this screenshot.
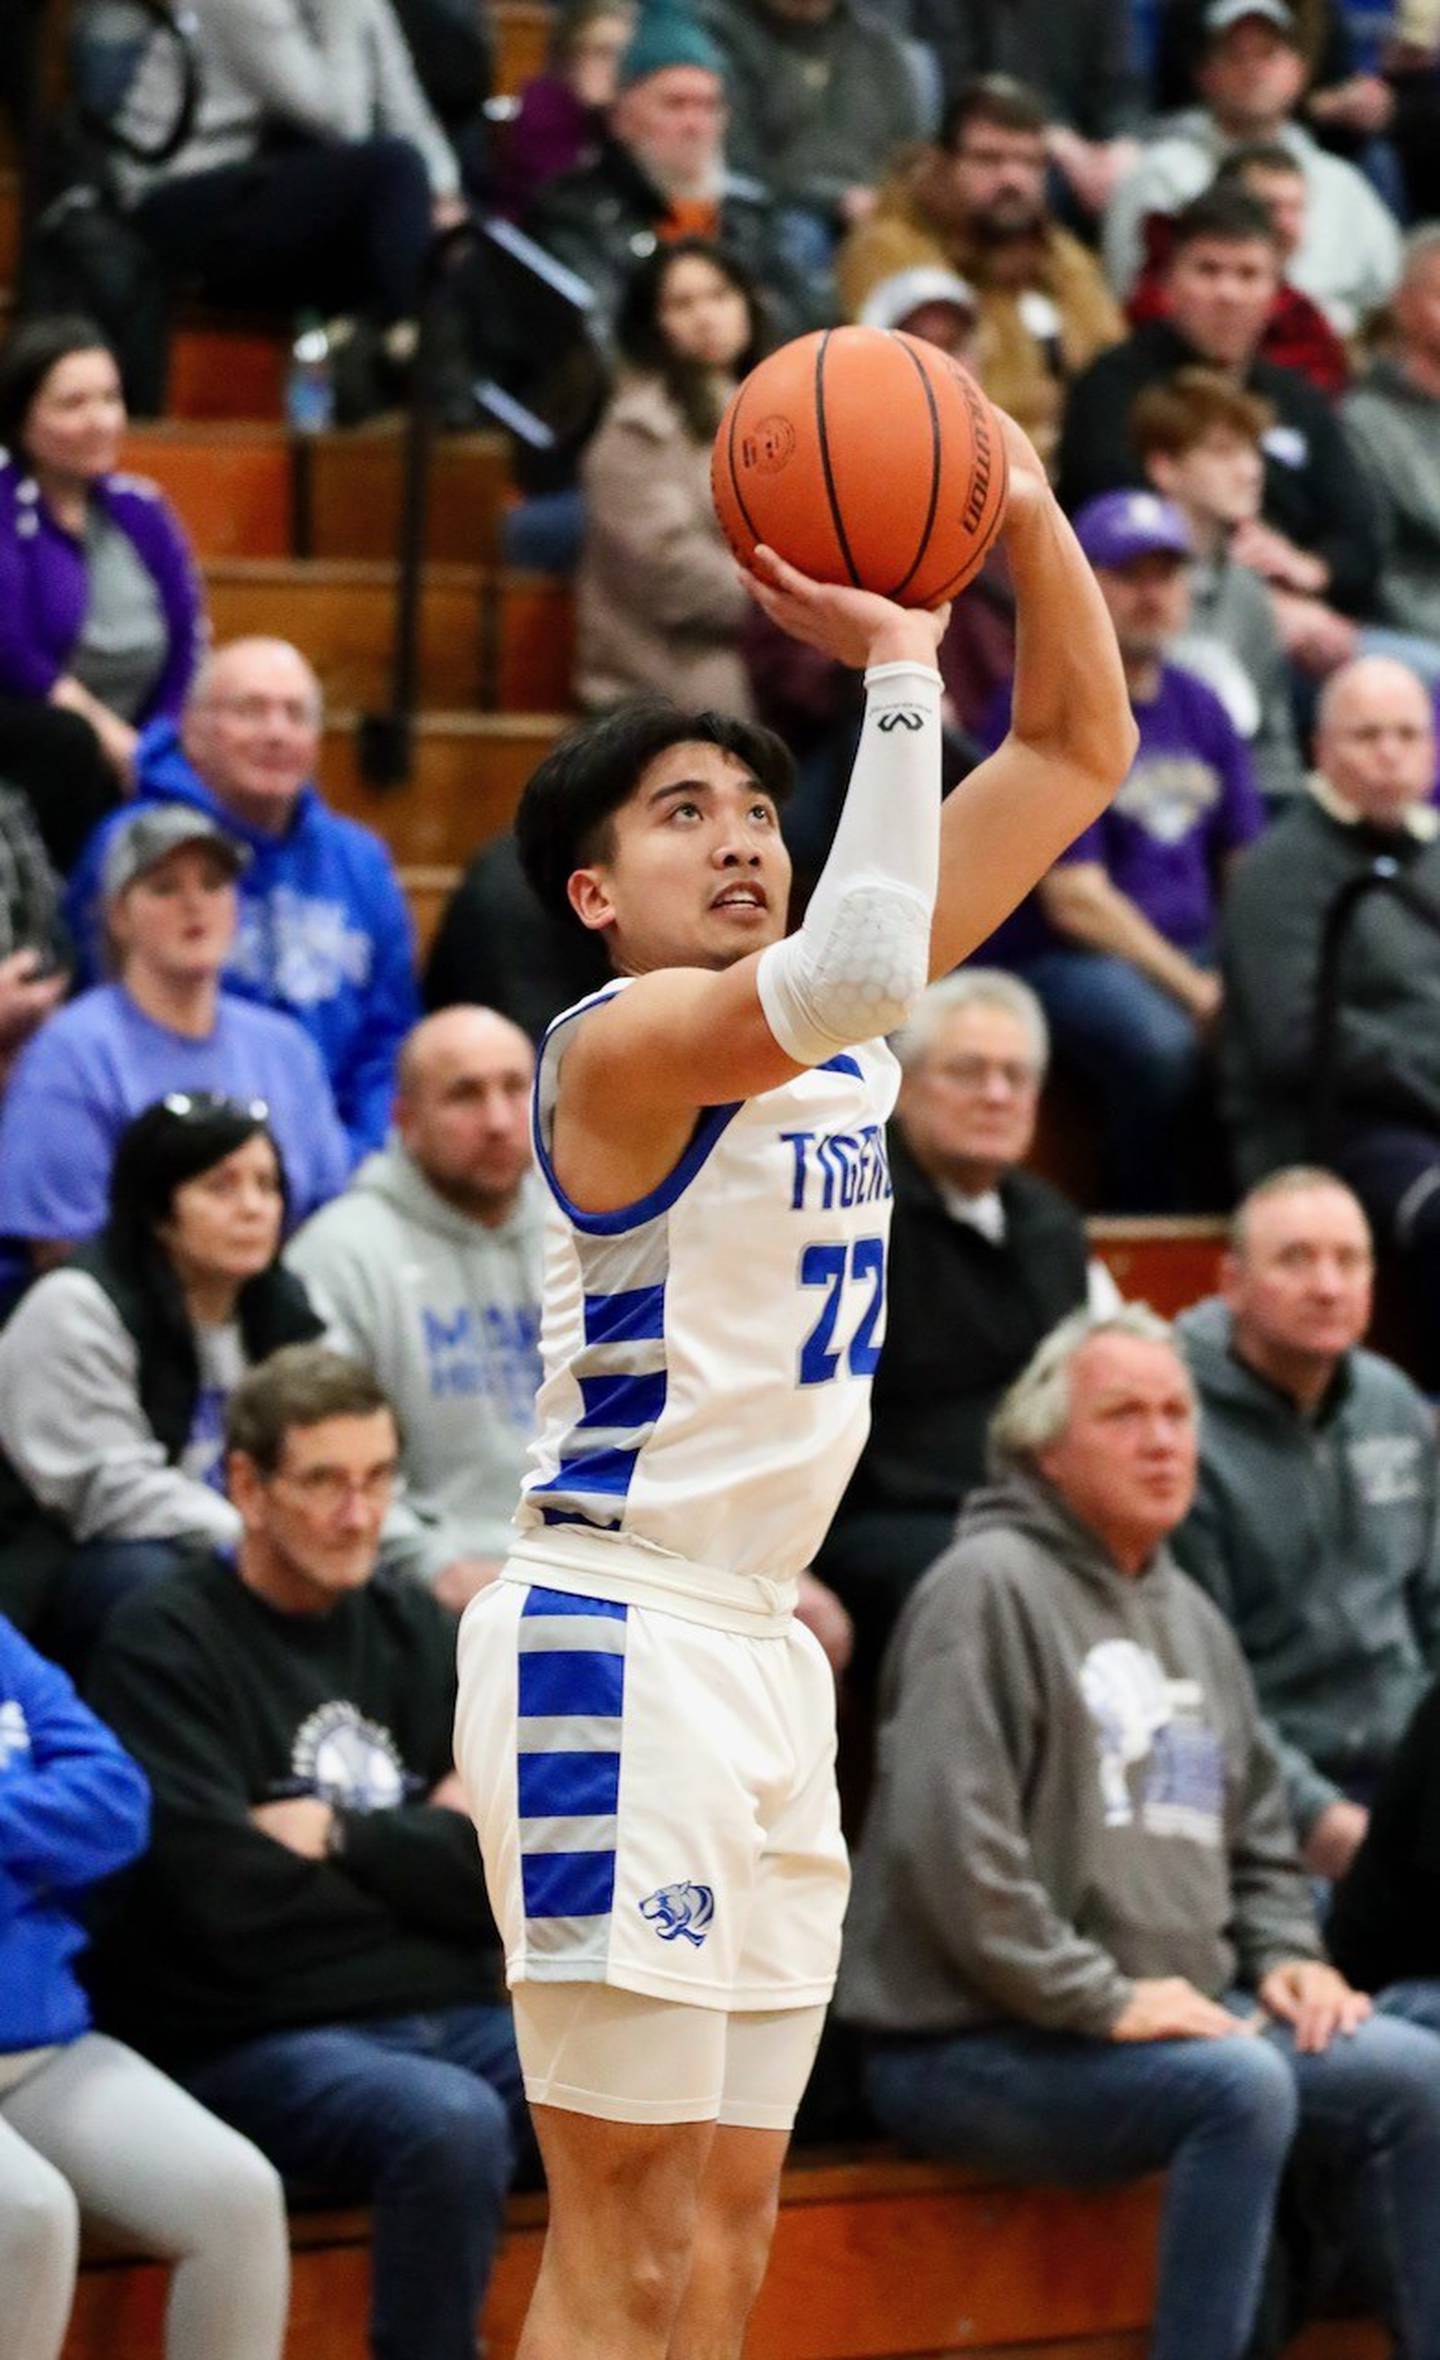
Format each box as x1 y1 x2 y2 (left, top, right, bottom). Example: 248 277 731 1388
712 325 1009 608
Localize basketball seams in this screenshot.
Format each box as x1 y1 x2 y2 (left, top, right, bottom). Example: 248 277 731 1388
721 379 763 561
883 335 944 604
916 385 1010 605
812 331 863 589
712 325 1008 606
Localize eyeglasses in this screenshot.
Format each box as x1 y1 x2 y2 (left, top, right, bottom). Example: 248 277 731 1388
273 1467 398 1513
930 1056 1040 1094
162 1093 270 1123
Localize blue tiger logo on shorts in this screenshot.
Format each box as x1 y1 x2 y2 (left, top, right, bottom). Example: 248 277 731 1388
639 1882 716 1947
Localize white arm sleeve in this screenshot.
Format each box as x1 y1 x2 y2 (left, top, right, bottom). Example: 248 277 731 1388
756 659 943 1066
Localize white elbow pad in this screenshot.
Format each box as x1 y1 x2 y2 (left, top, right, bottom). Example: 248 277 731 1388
756 879 932 1065
756 657 943 1066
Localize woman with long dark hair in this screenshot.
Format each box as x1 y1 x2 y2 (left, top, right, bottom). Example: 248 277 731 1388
0 1093 324 1664
577 238 769 713
0 316 206 871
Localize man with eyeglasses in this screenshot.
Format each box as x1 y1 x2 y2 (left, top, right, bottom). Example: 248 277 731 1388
836 74 1123 463
816 969 1106 1668
64 637 420 1162
86 1342 530 2360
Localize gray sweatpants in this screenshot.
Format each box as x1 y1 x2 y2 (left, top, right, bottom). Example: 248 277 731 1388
0 2033 289 2360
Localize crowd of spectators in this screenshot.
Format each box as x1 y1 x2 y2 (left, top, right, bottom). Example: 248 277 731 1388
8 0 1440 2353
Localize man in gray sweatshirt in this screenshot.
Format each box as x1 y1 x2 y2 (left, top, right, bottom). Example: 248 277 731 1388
839 1303 1440 2360
287 1007 543 1614
1344 228 1440 654
1172 1167 1440 1883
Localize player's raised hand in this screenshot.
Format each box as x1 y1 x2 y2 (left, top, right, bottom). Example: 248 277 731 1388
741 544 949 671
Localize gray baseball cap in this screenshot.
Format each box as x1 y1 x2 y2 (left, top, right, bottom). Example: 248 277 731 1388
1203 0 1302 44
101 804 250 903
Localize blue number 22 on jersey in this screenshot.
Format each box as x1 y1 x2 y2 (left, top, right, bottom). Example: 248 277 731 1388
798 1236 887 1386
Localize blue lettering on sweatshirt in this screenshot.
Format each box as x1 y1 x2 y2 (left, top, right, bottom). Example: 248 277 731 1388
421 1301 543 1420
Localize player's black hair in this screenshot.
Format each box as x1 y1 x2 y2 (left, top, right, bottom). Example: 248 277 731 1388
1168 185 1281 259
515 700 796 932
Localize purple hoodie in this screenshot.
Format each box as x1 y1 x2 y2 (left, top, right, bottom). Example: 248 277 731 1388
0 458 205 723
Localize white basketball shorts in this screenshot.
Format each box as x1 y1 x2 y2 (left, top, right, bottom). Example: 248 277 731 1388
454 1571 849 2012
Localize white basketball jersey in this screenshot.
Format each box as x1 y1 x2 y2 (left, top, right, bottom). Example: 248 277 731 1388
516 981 900 1589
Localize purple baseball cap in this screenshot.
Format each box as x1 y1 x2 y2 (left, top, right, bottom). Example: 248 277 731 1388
1074 490 1194 570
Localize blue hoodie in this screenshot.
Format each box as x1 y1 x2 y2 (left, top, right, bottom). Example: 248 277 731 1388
66 725 421 1159
0 1617 150 2053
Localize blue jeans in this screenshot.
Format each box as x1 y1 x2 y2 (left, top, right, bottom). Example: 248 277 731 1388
1013 948 1211 1212
864 2007 1440 2360
185 2003 527 2360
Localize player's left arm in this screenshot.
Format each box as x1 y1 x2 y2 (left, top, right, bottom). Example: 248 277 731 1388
926 421 1138 980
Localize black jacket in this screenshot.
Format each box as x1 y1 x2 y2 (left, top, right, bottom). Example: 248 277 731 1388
1056 318 1381 616
1328 1677 1440 1992
423 835 609 1042
0 1243 322 1629
85 1554 503 2067
1220 793 1440 1183
840 1133 1091 1519
522 135 813 354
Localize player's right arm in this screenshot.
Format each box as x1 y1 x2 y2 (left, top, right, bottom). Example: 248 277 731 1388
554 589 948 1204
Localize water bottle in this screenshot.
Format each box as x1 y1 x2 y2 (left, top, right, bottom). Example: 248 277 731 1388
286 315 335 435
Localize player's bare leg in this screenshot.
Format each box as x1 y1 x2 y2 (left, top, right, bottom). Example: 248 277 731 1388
665 2123 790 2360
517 2109 714 2360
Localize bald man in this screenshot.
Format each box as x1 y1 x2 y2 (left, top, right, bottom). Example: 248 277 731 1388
288 1007 544 1612
65 637 420 1157
1221 656 1440 1376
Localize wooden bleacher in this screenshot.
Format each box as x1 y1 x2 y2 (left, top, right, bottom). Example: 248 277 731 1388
61 2157 1389 2360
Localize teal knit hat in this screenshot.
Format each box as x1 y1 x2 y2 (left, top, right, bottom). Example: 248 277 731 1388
617 3 724 86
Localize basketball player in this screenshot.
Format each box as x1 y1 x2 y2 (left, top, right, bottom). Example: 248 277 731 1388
454 415 1136 2360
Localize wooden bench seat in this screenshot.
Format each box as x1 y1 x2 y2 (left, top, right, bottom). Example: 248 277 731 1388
319 710 564 866
119 423 294 561
61 2153 1389 2360
305 425 511 566
206 558 488 709
1087 1217 1227 1317
120 423 514 565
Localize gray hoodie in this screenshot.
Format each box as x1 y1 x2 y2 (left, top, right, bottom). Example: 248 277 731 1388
1173 1297 1440 1839
1344 359 1440 646
837 1468 1317 2038
287 1147 543 1581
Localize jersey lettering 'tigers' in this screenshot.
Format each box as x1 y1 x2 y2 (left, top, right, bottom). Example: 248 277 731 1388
519 984 901 1587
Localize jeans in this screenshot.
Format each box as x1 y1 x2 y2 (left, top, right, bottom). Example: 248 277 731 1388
136 137 435 326
186 2003 528 2360
1012 947 1211 1213
864 2005 1440 2360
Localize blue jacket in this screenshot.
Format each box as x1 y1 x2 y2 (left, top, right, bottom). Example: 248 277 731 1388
0 1616 150 2053
66 729 420 1158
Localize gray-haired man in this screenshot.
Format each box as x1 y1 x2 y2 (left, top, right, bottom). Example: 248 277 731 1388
839 1303 1440 2360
